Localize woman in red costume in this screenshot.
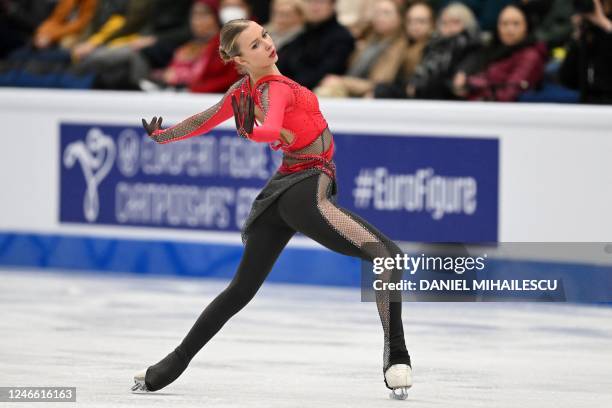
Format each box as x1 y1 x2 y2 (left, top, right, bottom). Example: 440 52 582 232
133 18 412 400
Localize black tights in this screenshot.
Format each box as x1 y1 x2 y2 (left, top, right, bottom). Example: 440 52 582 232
144 172 411 391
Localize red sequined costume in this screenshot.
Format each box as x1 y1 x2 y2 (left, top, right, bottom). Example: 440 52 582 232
150 74 336 180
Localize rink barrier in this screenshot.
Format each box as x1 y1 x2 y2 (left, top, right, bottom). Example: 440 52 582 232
1 89 611 242
1 88 611 303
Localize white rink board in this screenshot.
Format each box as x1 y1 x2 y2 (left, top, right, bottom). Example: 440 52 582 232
1 268 611 408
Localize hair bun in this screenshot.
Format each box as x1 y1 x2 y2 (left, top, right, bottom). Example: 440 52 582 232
219 47 230 62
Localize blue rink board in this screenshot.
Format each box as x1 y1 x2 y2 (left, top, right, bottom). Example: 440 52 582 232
0 231 360 286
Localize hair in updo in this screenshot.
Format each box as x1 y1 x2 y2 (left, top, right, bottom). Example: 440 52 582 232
219 18 252 75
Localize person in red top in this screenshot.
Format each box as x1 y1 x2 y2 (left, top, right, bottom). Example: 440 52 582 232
188 31 240 93
134 18 413 400
141 0 240 93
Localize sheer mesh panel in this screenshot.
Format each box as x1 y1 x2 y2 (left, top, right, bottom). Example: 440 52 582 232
254 105 265 125
277 127 336 180
315 172 400 372
259 82 270 116
152 77 247 144
282 127 333 166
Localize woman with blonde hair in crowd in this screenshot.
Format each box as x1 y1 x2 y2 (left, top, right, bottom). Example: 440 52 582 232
336 0 375 39
314 0 408 97
264 0 306 51
336 0 410 40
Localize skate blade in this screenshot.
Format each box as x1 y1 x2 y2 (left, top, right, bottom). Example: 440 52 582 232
389 386 410 400
131 378 151 393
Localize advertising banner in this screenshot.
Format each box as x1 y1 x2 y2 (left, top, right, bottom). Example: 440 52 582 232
60 123 498 242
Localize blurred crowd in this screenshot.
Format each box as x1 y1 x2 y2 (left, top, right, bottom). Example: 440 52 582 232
0 0 610 104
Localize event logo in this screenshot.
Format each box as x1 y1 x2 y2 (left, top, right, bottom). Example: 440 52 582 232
352 167 477 220
334 133 498 242
62 128 116 222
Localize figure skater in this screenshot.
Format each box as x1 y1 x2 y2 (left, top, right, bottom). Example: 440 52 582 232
132 18 413 399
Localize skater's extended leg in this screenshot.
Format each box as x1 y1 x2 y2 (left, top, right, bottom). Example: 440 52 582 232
140 200 296 392
277 173 411 379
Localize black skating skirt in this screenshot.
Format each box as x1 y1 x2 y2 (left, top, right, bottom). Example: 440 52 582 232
240 165 338 244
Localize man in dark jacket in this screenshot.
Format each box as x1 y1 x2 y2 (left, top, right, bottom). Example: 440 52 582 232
559 0 612 104
137 0 194 69
276 0 354 89
0 0 57 57
522 0 574 49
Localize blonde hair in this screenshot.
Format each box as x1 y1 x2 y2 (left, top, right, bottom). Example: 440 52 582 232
219 18 252 74
439 2 478 34
272 0 305 16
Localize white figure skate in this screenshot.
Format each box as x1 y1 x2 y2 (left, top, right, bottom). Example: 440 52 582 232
131 369 150 393
384 364 412 400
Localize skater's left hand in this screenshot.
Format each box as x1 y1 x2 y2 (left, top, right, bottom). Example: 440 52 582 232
231 91 255 139
142 116 163 136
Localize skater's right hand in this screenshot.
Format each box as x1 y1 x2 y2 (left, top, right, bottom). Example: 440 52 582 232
142 116 163 136
231 91 255 139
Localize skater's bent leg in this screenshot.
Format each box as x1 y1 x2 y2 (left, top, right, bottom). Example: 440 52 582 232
177 203 295 360
277 173 410 375
145 201 295 391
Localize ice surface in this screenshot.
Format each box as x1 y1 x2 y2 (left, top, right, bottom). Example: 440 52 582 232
1 268 611 408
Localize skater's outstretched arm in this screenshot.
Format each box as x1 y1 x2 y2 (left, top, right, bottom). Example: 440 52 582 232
142 77 247 144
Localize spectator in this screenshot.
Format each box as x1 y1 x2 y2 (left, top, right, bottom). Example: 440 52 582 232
376 1 481 99
123 0 194 77
276 0 355 89
520 0 573 49
264 0 305 50
336 0 376 39
247 0 272 23
0 0 131 88
559 0 612 104
0 0 57 58
139 0 240 93
341 0 410 40
219 0 255 24
314 0 407 97
452 3 548 101
31 0 97 50
2 0 96 66
434 0 513 32
400 1 436 77
71 0 151 64
369 0 435 98
72 0 192 89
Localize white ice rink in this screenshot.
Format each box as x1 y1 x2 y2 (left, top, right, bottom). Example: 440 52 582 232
1 268 611 408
